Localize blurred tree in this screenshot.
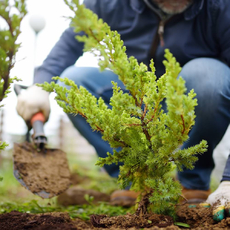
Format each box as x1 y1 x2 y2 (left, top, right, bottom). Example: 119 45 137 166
0 0 27 151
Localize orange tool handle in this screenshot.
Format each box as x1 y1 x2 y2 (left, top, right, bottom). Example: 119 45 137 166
31 112 45 125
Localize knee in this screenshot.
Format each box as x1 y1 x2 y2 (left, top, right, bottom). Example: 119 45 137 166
58 66 99 86
179 58 230 107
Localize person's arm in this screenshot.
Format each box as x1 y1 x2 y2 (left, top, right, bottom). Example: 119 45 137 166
214 1 230 67
34 28 85 84
17 0 102 122
34 0 102 84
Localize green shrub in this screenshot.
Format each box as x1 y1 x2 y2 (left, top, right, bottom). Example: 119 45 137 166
40 0 207 216
0 0 26 149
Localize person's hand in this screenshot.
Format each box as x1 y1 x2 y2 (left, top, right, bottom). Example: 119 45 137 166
16 85 50 124
205 181 230 222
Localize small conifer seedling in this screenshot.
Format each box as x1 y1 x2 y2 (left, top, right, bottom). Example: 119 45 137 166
40 0 207 216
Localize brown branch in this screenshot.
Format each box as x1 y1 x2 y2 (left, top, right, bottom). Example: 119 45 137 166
2 18 15 99
89 28 101 43
3 50 14 95
77 111 104 134
78 110 105 134
139 73 146 108
95 124 104 133
135 192 152 216
142 127 151 142
0 4 26 102
90 25 144 110
146 106 158 125
141 105 147 121
90 27 141 108
180 114 185 135
123 123 141 127
113 137 129 147
134 94 140 107
140 96 144 108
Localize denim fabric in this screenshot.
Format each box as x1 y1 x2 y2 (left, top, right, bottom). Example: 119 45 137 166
58 58 230 190
222 154 230 182
177 58 230 190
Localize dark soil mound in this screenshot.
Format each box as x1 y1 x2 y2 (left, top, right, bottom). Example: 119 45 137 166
0 211 83 230
1 204 230 229
90 204 230 229
176 203 230 229
90 213 174 228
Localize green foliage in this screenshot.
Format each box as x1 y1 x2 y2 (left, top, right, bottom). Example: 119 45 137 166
40 0 207 215
0 200 134 220
0 0 26 103
0 0 26 151
0 141 8 151
0 140 8 179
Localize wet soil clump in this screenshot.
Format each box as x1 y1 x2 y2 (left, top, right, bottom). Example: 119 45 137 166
13 142 71 198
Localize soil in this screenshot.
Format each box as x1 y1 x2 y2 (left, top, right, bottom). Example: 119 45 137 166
1 204 230 229
7 144 230 229
13 142 71 198
57 186 111 206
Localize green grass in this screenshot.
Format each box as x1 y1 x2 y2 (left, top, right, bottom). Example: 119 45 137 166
0 148 132 220
0 200 134 220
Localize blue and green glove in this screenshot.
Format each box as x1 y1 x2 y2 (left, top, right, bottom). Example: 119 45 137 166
205 181 230 222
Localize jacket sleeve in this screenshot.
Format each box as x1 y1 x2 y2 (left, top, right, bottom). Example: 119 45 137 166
34 0 101 84
214 1 230 68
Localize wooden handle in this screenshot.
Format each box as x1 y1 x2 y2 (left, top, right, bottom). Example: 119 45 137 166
31 112 45 125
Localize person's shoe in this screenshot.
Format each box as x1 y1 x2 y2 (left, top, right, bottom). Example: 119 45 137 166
110 187 211 207
110 190 140 207
181 187 211 203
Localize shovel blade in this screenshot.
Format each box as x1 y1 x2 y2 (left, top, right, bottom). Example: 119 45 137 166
13 168 51 198
13 142 71 199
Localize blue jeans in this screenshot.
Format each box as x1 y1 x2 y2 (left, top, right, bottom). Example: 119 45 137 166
58 58 230 190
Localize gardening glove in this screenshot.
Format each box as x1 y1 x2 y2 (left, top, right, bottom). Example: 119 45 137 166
204 181 230 222
16 84 50 125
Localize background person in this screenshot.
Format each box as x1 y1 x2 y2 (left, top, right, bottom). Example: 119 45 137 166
16 0 230 220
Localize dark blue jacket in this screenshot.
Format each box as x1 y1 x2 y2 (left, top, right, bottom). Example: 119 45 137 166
34 0 230 83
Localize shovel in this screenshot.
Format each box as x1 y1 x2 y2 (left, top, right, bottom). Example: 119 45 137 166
13 84 71 198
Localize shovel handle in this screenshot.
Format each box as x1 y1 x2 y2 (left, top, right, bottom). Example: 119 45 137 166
31 112 45 125
31 112 47 149
14 84 28 96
